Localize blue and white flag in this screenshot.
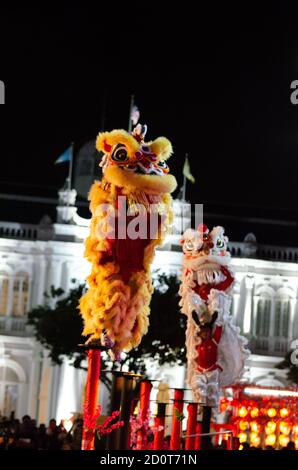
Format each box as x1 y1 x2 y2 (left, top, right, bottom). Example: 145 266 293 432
54 145 72 164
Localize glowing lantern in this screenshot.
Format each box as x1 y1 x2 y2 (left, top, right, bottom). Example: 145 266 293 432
238 432 247 443
292 424 298 435
267 408 277 418
239 420 249 431
238 406 248 418
250 432 261 447
279 434 290 447
279 421 291 436
279 408 288 418
250 421 260 433
250 407 259 418
265 434 276 446
265 421 276 434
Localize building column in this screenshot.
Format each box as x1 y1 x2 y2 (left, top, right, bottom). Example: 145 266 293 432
47 260 59 291
243 276 254 335
49 364 61 422
38 354 54 425
16 382 28 419
55 360 82 423
232 292 240 322
235 277 247 332
6 274 14 316
61 261 71 293
32 259 46 307
292 298 298 339
46 259 63 306
27 347 42 419
289 299 296 339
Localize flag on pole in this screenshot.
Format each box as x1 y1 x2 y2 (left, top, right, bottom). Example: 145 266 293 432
54 146 72 164
183 155 195 183
130 104 140 126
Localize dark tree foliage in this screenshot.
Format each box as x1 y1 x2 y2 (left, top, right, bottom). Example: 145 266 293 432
121 272 186 375
27 284 87 368
27 273 186 381
276 350 298 385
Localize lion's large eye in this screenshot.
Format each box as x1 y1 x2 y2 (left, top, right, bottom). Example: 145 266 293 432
216 238 225 249
111 144 129 163
158 160 169 170
185 241 194 251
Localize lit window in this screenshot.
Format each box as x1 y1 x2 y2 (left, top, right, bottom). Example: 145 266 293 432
274 298 290 338
256 296 271 336
12 272 29 317
0 272 9 316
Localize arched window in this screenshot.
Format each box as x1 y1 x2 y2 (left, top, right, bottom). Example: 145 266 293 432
256 295 271 336
12 272 29 317
0 271 9 316
0 365 21 417
274 297 290 338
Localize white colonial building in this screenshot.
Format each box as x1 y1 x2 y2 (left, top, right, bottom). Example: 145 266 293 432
0 188 297 424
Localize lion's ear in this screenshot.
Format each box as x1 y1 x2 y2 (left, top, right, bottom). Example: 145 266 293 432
150 137 173 161
96 132 112 153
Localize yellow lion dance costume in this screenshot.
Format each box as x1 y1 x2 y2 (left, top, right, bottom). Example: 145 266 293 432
79 124 177 360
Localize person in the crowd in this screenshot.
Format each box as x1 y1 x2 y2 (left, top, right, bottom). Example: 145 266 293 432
46 419 59 450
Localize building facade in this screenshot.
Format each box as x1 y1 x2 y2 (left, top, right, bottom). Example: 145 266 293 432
0 190 297 423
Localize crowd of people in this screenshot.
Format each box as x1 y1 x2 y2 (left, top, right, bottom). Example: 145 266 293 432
0 414 296 450
0 414 82 450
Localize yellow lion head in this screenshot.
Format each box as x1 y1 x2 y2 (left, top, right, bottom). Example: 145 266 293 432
96 124 177 194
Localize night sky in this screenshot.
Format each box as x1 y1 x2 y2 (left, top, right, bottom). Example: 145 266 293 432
1 4 298 244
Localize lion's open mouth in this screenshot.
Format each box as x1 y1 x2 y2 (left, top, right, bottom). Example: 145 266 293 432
192 263 234 302
104 165 177 196
196 267 227 286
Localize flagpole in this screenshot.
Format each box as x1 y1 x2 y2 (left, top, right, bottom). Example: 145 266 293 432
182 152 188 201
182 174 186 201
67 142 74 192
128 94 134 132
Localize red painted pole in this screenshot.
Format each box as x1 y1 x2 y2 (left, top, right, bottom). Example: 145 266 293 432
185 403 198 450
153 403 166 450
136 380 152 450
195 422 202 450
81 350 101 450
170 389 184 450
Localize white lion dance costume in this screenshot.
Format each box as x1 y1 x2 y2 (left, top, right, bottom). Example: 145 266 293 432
179 224 249 406
79 124 177 360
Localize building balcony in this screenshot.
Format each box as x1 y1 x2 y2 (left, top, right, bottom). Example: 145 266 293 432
249 336 291 356
229 239 298 263
0 316 33 337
